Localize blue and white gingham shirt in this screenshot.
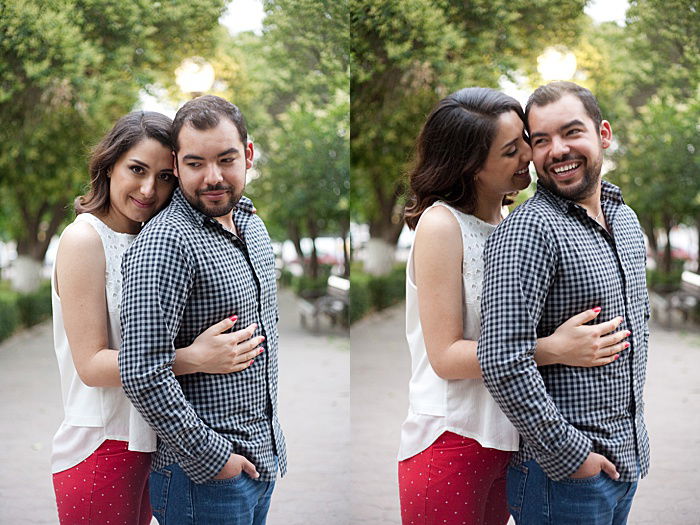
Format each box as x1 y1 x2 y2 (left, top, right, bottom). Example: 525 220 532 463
119 188 286 483
477 180 650 482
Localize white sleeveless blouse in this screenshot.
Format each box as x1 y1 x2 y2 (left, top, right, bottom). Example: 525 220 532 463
398 202 519 461
51 213 156 473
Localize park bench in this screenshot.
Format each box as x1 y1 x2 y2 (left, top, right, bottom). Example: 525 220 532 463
665 271 700 327
299 275 350 332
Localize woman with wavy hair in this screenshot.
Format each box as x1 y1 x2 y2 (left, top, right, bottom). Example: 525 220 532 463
51 111 264 524
398 88 629 524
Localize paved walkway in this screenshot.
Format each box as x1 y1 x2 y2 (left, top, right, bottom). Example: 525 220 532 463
0 288 349 525
351 302 700 525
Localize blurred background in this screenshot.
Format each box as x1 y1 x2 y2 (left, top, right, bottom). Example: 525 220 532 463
349 0 700 323
0 1 350 524
0 0 350 339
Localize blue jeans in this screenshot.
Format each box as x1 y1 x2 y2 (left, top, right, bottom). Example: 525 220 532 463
507 460 638 525
150 463 276 525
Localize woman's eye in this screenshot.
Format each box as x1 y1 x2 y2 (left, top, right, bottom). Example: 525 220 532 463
505 149 518 158
130 165 145 174
159 172 174 182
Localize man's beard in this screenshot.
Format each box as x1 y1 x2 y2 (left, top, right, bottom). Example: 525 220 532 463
538 153 602 202
181 183 242 217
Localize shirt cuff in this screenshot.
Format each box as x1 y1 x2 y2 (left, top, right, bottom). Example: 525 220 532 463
178 431 234 484
536 426 592 481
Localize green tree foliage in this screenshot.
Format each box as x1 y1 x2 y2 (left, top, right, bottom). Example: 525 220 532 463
351 0 588 274
576 1 700 274
241 0 350 278
0 0 227 289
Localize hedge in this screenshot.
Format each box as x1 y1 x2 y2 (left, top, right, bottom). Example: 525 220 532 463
350 264 406 324
0 280 53 344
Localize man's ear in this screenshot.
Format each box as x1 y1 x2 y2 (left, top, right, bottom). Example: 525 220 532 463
172 151 180 178
245 142 254 170
599 120 613 150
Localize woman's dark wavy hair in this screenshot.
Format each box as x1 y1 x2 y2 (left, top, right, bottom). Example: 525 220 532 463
404 87 525 230
74 111 174 214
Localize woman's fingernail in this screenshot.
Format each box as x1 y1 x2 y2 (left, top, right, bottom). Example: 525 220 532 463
614 354 620 360
626 331 631 336
260 336 266 342
592 307 601 313
229 315 238 322
249 359 254 365
624 342 630 349
258 348 264 354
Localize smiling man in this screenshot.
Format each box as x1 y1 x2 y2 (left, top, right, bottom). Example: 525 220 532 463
119 95 286 524
477 82 650 524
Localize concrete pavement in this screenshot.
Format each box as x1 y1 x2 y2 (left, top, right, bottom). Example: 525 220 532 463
351 301 700 525
0 288 349 524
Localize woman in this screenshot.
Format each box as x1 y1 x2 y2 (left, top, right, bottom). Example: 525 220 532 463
398 88 630 524
51 111 265 524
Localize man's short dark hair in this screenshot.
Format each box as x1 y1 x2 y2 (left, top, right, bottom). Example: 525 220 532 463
171 95 248 152
525 81 602 132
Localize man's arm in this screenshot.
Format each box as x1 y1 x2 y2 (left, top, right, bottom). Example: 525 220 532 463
118 226 233 483
476 211 592 480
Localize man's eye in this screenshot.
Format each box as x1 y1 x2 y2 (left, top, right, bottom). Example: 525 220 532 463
221 158 235 164
187 162 201 168
567 129 582 136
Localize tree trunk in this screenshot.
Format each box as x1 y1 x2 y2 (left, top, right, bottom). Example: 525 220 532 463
288 222 305 273
696 215 700 274
364 237 396 276
341 229 350 278
9 200 66 292
642 215 659 267
661 214 673 275
9 255 43 293
307 217 319 280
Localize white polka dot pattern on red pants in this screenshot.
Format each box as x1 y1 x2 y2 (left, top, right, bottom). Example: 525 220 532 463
53 440 152 525
398 431 512 524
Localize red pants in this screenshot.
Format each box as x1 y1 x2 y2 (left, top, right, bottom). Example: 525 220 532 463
53 439 152 525
398 431 512 525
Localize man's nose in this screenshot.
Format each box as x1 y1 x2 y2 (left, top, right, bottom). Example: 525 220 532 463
550 136 569 159
204 164 223 184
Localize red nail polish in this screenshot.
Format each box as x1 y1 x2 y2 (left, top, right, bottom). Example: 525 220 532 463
258 348 264 354
614 354 619 360
592 307 601 313
229 315 238 322
624 342 630 348
626 331 631 336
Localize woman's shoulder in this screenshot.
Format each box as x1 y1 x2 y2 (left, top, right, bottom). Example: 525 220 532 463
59 219 103 252
55 219 106 283
416 204 461 241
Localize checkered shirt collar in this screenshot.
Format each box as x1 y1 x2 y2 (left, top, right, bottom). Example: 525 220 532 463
535 179 625 216
170 187 256 229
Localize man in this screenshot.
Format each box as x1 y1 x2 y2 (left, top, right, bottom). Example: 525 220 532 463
477 82 649 524
119 95 286 524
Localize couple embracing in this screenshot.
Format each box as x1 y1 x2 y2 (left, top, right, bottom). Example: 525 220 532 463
51 95 284 524
400 81 649 525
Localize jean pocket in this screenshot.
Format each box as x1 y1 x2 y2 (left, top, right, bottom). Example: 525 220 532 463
203 472 244 486
562 471 604 485
150 467 172 518
506 464 528 520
